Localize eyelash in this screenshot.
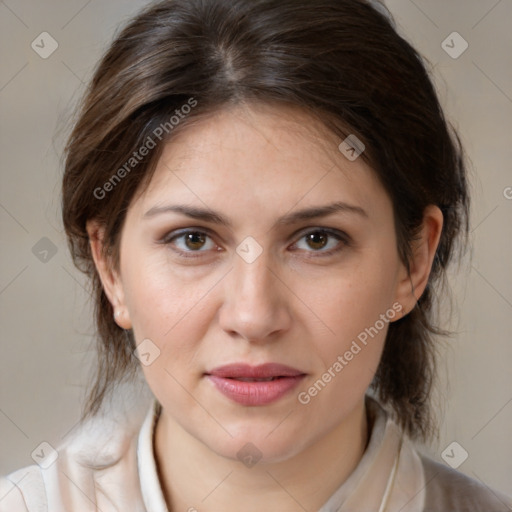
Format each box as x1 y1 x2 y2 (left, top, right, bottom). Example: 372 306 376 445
160 227 351 259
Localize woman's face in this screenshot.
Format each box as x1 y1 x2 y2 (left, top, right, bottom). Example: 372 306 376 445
103 102 417 463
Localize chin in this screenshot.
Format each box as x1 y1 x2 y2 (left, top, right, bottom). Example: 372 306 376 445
200 421 310 465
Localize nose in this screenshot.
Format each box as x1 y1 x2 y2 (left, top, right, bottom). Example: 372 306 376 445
218 249 292 344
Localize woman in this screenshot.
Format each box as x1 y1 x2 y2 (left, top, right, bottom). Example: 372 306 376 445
1 0 511 510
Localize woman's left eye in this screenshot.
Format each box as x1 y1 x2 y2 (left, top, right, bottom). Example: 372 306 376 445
291 229 347 255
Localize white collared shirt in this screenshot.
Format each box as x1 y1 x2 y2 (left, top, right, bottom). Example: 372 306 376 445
1 394 510 511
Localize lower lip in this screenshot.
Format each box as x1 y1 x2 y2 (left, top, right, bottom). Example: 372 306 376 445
207 375 305 406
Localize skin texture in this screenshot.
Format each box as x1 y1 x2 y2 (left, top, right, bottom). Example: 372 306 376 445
87 102 443 511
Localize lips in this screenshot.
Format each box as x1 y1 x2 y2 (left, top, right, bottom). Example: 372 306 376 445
205 363 306 406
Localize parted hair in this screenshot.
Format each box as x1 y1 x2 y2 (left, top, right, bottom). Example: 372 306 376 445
62 0 469 440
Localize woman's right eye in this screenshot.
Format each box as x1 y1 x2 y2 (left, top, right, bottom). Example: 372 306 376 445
163 229 219 258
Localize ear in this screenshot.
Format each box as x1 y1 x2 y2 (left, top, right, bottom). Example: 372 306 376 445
86 219 132 330
394 205 443 317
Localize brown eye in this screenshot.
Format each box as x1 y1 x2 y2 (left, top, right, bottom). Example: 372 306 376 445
163 229 217 256
292 228 349 256
184 232 207 250
305 231 329 250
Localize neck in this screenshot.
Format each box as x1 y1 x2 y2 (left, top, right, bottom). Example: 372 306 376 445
154 400 369 512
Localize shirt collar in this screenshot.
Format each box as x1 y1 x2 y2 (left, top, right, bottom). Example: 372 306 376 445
318 395 425 511
137 399 168 512
137 395 425 512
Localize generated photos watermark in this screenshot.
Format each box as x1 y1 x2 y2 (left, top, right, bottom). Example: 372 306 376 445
298 301 403 405
93 97 198 200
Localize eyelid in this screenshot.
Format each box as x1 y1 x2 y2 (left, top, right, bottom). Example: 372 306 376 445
160 226 216 241
291 226 351 245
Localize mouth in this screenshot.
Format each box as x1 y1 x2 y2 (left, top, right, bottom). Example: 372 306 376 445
205 363 306 406
230 376 282 382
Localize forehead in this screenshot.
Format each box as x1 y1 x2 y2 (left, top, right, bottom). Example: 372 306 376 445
130 102 391 223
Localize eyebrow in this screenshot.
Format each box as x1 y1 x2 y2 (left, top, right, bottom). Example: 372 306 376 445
143 201 368 227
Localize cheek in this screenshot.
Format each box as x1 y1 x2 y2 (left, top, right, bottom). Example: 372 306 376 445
298 249 399 378
304 252 398 337
124 250 196 326
122 252 212 365
126 256 209 410
296 280 392 417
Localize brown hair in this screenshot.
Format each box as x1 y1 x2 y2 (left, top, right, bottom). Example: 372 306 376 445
62 0 469 440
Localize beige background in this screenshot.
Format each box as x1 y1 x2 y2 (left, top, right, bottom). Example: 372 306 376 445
1 0 511 496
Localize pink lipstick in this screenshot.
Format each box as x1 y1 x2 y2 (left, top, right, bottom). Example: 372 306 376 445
206 363 306 406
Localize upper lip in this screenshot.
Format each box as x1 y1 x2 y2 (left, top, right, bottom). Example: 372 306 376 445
206 363 305 379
